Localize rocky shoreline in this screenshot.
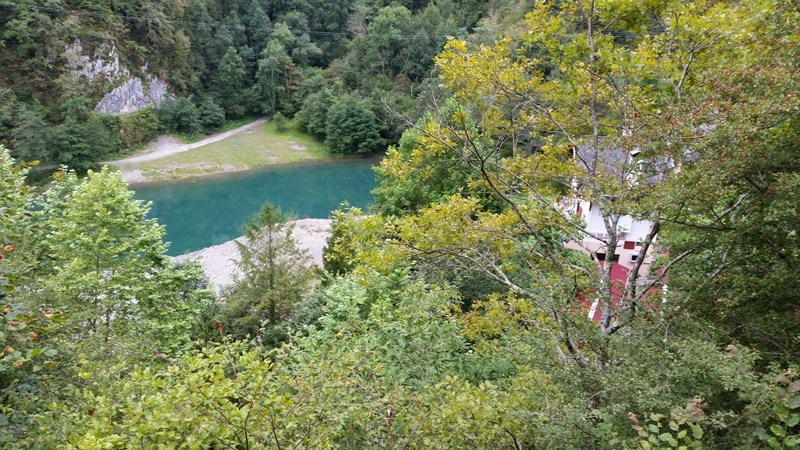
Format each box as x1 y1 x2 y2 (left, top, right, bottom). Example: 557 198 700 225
172 218 331 289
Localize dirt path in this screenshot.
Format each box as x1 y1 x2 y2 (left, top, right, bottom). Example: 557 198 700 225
103 117 269 166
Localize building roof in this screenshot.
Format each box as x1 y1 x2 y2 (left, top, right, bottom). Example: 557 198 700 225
574 144 675 186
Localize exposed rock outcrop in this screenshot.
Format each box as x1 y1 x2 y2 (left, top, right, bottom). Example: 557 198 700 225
63 39 128 83
95 76 172 115
62 39 173 115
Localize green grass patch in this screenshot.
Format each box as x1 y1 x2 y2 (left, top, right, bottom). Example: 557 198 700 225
126 121 333 182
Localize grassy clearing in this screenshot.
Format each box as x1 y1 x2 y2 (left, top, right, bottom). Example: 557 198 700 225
127 122 331 181
105 116 263 161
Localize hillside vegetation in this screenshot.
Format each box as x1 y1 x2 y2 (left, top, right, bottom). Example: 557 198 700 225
1 0 490 168
1 0 799 448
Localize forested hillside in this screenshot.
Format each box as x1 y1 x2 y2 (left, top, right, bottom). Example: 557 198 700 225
0 0 493 167
1 0 799 448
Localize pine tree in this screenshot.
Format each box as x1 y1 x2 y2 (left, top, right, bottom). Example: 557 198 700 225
221 203 316 345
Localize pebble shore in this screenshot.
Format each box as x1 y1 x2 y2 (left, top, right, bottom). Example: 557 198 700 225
172 218 332 288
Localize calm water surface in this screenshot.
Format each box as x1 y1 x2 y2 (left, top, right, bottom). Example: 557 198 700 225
134 160 378 255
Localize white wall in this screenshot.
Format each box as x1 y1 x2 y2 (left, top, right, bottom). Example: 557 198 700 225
576 203 656 273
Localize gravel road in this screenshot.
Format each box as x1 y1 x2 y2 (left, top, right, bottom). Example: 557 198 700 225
103 117 269 166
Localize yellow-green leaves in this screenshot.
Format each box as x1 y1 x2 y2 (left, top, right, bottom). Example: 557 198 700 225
525 1 564 48
398 195 520 263
324 206 407 276
436 38 542 123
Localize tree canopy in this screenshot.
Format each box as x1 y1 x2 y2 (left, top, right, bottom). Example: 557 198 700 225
0 0 476 163
1 0 799 448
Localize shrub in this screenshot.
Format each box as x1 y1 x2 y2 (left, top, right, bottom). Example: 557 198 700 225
119 108 162 149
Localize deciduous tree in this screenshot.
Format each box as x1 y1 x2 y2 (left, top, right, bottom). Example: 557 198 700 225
36 167 212 355
214 47 248 117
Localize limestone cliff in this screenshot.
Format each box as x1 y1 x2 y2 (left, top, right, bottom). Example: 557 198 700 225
63 39 172 115
95 76 172 115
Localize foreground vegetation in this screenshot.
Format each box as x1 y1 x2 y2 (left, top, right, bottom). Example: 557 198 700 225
1 0 799 448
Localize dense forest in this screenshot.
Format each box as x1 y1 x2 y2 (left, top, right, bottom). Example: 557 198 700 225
2 0 800 448
0 0 491 167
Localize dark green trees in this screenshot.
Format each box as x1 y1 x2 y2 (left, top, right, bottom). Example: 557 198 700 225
213 47 249 117
157 97 201 134
10 107 52 163
324 94 386 155
0 0 480 165
255 39 293 114
197 97 226 129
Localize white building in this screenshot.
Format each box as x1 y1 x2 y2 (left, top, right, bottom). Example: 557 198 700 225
569 201 656 274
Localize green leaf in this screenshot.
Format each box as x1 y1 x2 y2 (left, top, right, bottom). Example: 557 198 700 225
669 420 680 431
660 432 673 442
787 414 800 427
770 424 786 438
677 430 687 439
777 404 791 420
755 427 772 441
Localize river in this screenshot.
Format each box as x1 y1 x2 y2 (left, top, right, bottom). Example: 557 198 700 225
133 160 378 256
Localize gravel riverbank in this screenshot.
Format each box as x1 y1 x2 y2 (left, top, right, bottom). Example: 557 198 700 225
172 218 331 288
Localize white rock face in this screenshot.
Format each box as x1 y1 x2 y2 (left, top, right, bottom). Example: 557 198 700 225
62 39 173 115
95 76 172 115
64 39 128 83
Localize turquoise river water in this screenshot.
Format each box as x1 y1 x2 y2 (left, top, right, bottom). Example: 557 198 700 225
133 160 378 256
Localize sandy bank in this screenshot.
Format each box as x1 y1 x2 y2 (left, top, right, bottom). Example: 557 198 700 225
172 218 331 288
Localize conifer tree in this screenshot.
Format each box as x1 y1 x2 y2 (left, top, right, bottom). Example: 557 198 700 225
221 203 315 345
